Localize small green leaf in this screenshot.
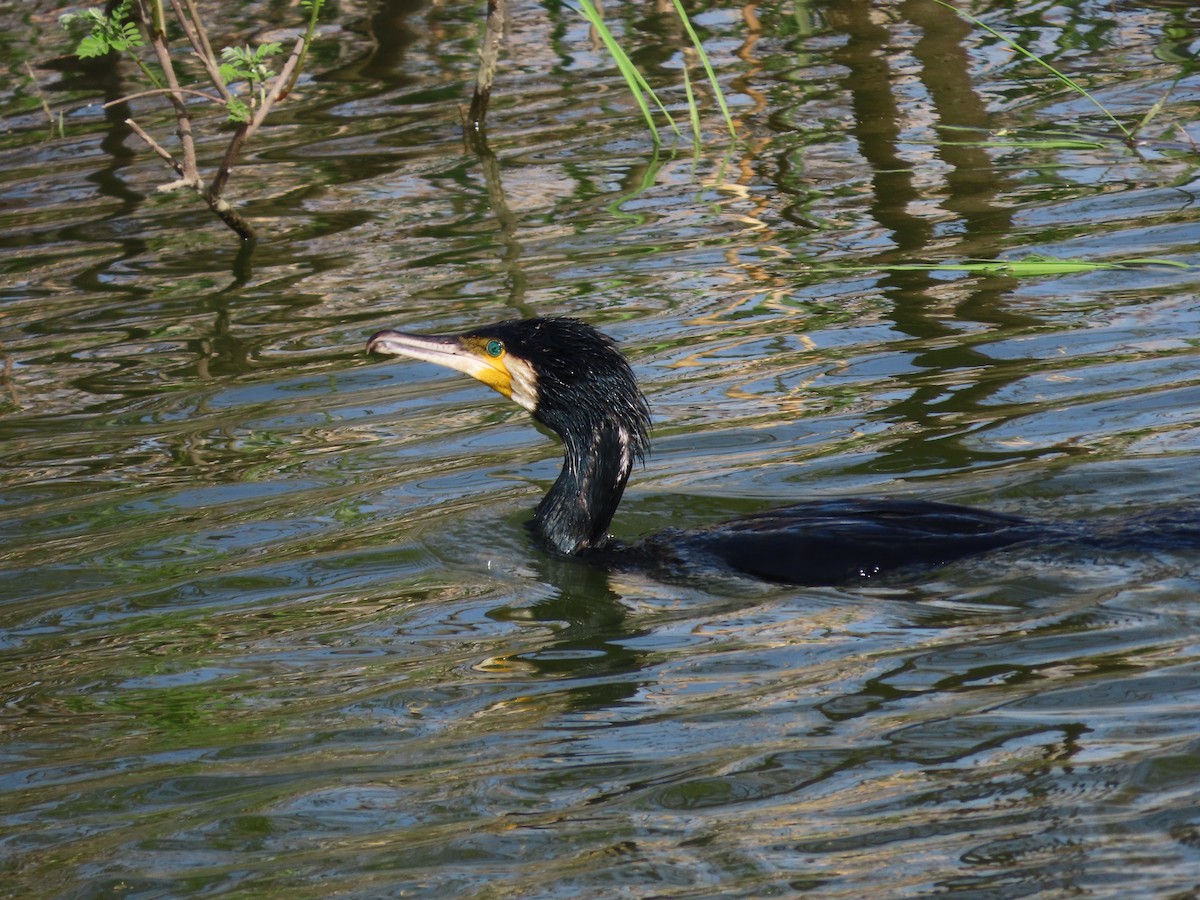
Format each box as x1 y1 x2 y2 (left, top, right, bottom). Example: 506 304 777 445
76 34 110 58
61 1 142 62
226 98 251 123
220 44 277 85
121 22 144 48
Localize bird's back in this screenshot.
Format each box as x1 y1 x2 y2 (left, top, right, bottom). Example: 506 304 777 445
623 498 1051 585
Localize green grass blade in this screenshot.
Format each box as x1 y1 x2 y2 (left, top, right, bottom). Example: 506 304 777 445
942 138 1107 150
670 0 737 140
576 0 680 142
815 256 1193 277
936 124 1111 150
930 0 1132 141
1133 85 1172 137
681 57 701 149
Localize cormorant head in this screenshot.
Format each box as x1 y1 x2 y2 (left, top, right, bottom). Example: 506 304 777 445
367 317 650 460
368 317 651 554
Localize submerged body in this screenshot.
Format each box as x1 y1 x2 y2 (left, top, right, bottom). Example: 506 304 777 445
366 318 1083 585
619 498 1050 585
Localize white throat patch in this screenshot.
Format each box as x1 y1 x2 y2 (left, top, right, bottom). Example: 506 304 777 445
504 355 539 413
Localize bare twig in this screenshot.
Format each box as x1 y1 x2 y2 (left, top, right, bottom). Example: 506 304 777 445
125 117 184 176
173 0 232 101
207 123 250 202
1176 123 1198 153
83 0 316 240
135 0 199 183
284 0 324 97
246 37 303 140
206 37 303 203
104 87 224 107
469 0 505 130
23 61 60 138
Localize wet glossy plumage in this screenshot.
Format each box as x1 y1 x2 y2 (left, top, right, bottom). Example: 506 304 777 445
367 317 1067 585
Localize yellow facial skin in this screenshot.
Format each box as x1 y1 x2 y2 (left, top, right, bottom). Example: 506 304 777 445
367 330 540 413
459 336 514 398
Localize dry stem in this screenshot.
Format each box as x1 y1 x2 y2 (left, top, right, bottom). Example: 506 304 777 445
469 0 506 130
118 2 307 240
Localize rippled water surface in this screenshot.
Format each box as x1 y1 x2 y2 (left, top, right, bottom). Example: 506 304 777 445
5 0 1200 895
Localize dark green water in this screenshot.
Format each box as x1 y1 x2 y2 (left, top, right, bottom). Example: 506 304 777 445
4 0 1200 895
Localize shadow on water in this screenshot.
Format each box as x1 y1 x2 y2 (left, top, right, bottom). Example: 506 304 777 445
827 0 1050 481
489 554 649 708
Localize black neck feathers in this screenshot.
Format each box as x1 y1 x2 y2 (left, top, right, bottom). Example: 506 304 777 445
482 318 649 554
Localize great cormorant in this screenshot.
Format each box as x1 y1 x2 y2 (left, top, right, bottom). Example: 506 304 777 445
367 317 1053 585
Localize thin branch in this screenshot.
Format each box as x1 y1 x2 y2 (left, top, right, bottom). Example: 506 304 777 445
104 86 224 107
469 0 505 130
284 0 323 97
125 117 184 176
1176 122 1198 153
170 0 232 101
204 194 255 240
23 61 59 136
182 0 223 82
206 123 249 200
136 0 199 182
127 118 254 239
246 36 303 141
146 0 166 34
206 37 303 209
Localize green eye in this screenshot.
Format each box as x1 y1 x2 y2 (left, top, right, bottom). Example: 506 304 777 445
485 339 504 358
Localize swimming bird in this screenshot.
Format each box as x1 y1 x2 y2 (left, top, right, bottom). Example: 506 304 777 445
366 317 1053 585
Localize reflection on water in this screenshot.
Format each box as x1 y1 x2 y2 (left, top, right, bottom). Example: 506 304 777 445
4 0 1200 895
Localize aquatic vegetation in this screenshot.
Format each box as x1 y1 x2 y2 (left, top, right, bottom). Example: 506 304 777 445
470 0 735 146
59 0 326 240
818 256 1194 277
576 0 736 145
